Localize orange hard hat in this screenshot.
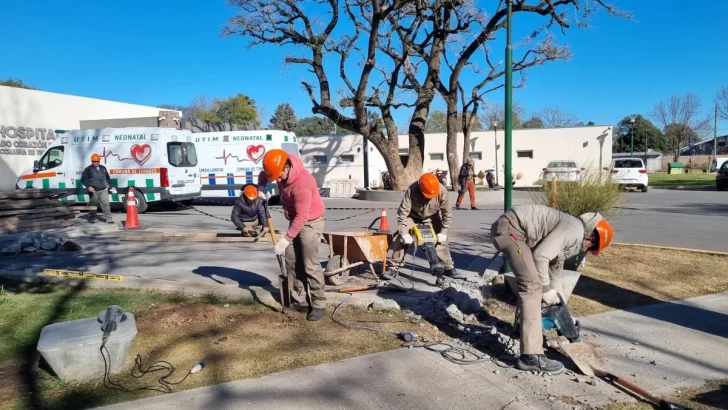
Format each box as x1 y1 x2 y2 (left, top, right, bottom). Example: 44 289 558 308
91 153 101 162
418 173 440 199
262 149 289 181
243 185 257 200
592 219 614 256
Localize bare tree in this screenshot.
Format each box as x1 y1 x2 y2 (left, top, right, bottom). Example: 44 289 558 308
538 105 580 128
223 0 455 189
650 93 712 161
432 0 629 189
717 85 728 119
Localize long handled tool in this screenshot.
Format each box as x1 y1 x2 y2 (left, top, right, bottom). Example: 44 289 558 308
264 200 291 313
559 342 691 410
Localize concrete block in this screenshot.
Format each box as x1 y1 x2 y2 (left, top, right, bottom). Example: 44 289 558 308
503 270 581 303
37 313 137 381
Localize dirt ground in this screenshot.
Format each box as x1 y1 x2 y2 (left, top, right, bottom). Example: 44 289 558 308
484 244 728 325
603 378 728 410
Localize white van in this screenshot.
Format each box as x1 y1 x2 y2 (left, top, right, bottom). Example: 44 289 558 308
192 130 301 198
16 127 201 213
710 157 728 173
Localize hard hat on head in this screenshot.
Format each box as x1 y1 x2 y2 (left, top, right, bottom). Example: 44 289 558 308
579 212 613 255
262 149 289 181
243 185 257 201
91 153 101 162
418 173 441 199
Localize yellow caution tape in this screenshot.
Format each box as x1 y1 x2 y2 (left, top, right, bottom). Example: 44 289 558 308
43 269 124 282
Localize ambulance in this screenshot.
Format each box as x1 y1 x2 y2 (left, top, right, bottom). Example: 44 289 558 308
16 127 202 213
192 130 301 200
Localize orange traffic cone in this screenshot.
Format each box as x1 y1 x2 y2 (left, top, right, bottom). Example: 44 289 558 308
124 187 141 230
378 207 390 232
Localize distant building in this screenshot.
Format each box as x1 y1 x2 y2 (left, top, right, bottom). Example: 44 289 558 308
680 135 728 156
299 125 613 188
612 150 663 172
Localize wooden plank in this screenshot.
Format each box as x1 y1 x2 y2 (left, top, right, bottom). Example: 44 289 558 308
0 199 69 211
0 213 75 229
0 189 69 201
160 231 282 238
0 219 75 235
0 207 75 218
119 234 272 243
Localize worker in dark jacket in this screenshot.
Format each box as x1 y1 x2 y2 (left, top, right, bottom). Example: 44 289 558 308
231 185 269 237
81 153 115 224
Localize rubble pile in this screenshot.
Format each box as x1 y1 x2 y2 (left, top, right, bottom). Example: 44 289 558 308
1 231 82 255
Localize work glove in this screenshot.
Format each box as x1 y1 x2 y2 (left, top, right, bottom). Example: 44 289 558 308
400 234 414 245
109 187 117 194
274 237 290 256
437 233 447 243
542 289 560 306
258 190 268 201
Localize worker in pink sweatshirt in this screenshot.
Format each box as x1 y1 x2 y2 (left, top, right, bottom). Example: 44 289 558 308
258 149 327 321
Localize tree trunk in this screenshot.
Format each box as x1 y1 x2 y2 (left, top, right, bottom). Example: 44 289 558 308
445 97 460 191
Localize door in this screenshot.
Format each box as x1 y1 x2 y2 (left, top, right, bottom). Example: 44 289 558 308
166 141 200 197
20 146 68 195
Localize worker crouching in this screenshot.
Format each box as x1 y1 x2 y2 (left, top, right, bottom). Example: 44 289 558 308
387 173 467 282
491 204 613 375
231 185 269 237
258 149 327 321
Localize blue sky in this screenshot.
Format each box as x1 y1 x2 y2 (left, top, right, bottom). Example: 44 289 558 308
1 0 726 134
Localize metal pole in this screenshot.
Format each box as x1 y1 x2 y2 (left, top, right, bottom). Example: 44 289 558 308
714 103 718 170
630 123 634 158
363 110 370 189
504 0 513 212
494 123 499 186
503 0 513 274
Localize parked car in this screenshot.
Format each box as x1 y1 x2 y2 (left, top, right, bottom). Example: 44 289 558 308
542 161 583 183
608 158 648 192
716 160 728 191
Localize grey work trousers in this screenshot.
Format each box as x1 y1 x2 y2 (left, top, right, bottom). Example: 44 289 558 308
88 189 112 222
283 216 326 309
389 213 454 271
490 212 544 355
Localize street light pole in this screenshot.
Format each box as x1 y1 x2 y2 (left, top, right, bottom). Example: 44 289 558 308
504 0 513 213
493 122 499 186
630 114 636 158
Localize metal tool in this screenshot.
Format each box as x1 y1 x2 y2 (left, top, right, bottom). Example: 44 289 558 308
558 342 691 410
411 221 444 277
513 293 581 342
99 305 125 347
264 200 291 312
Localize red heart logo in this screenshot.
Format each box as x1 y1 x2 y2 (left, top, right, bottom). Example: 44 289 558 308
247 145 266 164
131 144 152 166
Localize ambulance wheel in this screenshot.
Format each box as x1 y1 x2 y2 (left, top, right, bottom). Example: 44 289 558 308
325 255 350 286
125 189 148 214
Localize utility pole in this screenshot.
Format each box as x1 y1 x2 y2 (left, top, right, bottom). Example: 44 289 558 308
493 122 499 186
503 0 513 274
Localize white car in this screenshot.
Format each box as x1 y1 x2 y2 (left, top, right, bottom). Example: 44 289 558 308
542 161 583 183
609 158 648 192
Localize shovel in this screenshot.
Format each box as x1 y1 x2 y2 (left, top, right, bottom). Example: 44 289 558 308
263 200 291 313
558 342 691 410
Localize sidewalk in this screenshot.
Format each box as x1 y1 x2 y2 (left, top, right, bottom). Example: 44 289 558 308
92 292 728 410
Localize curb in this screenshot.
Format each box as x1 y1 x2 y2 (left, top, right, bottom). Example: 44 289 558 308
613 242 728 256
649 185 715 191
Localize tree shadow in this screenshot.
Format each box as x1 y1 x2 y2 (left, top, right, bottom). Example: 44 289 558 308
192 266 278 311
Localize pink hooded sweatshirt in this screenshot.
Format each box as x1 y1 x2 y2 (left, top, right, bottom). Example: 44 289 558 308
258 154 325 241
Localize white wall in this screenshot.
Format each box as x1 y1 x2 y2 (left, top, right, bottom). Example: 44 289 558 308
0 85 178 191
299 125 613 188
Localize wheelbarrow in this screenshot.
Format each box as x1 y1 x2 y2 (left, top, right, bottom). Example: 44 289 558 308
322 230 392 285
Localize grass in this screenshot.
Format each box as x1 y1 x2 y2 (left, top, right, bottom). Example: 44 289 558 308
484 244 728 324
602 378 728 410
648 173 716 187
0 282 439 410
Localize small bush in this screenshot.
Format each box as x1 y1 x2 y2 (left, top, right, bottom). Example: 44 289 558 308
530 168 624 218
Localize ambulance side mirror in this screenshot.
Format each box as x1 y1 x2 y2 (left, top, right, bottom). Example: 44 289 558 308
33 160 40 173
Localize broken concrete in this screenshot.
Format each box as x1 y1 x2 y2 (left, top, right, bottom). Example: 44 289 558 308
1 232 82 255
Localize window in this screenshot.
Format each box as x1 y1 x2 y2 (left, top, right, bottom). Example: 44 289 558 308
517 150 533 159
38 146 64 170
340 155 355 163
398 148 409 155
429 153 444 161
281 142 300 155
547 161 577 168
613 159 644 169
313 155 328 164
167 142 198 167
470 152 482 160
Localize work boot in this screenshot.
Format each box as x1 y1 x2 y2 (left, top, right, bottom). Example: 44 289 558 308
88 215 97 223
471 206 479 210
307 307 325 321
516 354 565 375
443 268 466 280
284 302 309 314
